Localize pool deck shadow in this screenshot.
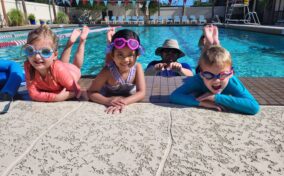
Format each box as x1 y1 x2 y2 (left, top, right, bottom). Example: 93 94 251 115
79 76 284 106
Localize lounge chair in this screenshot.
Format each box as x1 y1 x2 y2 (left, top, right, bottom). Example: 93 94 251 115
110 16 116 24
174 16 180 24
189 15 198 24
149 16 156 24
166 16 173 24
125 16 131 24
199 15 207 24
132 16 138 24
117 16 124 24
181 16 189 24
138 16 144 25
157 16 164 24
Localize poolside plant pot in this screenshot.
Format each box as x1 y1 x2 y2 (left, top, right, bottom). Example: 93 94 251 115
40 20 45 25
30 19 36 25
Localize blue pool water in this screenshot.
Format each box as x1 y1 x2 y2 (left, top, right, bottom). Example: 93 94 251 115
1 26 284 77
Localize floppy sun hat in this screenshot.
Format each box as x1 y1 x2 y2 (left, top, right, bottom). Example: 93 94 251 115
155 39 185 59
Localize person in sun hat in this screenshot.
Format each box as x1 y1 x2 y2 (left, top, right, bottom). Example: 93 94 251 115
145 39 193 77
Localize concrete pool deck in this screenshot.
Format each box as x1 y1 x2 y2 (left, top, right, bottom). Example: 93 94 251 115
0 76 283 175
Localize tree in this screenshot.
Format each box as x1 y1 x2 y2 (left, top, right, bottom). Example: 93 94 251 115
21 0 28 24
1 0 8 26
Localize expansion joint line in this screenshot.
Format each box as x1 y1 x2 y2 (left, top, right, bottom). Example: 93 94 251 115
2 102 84 176
155 109 174 176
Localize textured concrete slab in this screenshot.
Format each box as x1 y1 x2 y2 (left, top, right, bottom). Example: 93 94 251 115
0 101 283 176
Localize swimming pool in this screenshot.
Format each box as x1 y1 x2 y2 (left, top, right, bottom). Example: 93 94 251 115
1 26 284 77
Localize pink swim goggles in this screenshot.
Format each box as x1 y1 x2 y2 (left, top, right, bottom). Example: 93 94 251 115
106 38 144 54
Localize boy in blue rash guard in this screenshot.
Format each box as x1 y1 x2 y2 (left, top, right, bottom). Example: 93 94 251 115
170 45 259 115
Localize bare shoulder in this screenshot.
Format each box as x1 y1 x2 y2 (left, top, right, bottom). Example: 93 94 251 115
135 63 143 70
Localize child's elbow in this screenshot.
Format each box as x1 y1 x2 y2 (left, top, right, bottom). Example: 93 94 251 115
247 102 260 115
169 92 178 103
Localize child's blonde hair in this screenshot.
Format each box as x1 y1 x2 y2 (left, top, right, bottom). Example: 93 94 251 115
198 45 232 69
25 25 58 50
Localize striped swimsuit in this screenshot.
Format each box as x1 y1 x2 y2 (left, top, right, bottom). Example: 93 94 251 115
103 61 137 96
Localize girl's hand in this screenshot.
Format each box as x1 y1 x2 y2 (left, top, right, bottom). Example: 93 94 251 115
169 62 182 71
196 92 215 102
154 63 167 71
199 101 222 112
108 97 127 107
55 88 75 101
105 105 124 114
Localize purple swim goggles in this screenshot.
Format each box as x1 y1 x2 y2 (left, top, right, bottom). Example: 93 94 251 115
106 38 144 54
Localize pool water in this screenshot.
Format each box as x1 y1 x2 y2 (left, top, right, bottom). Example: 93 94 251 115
1 26 284 77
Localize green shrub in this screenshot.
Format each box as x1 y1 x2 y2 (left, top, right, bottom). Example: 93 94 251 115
7 9 24 26
28 14 35 21
54 11 69 24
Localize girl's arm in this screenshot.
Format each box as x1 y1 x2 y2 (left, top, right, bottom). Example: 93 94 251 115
87 68 112 105
170 76 203 106
53 61 81 95
215 77 259 115
123 63 146 105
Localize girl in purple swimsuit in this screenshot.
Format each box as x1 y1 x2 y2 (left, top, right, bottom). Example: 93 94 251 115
88 29 146 114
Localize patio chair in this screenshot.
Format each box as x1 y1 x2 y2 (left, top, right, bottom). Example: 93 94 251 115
189 15 198 24
157 16 164 24
117 16 124 24
101 16 109 24
132 16 138 24
181 16 189 24
149 16 156 24
166 16 173 24
138 16 144 25
199 15 207 24
125 16 131 24
110 16 117 24
174 16 181 24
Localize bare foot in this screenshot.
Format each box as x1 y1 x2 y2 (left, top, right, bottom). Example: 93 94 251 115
69 29 81 45
213 25 220 45
204 24 214 46
107 27 116 44
80 26 90 41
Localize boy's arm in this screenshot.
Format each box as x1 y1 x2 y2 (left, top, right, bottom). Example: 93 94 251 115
87 68 112 105
215 77 259 115
170 76 202 106
124 63 146 105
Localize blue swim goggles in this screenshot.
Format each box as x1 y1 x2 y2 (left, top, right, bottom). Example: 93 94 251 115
24 45 54 59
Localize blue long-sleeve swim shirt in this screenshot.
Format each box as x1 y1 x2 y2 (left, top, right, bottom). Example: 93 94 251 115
170 74 260 115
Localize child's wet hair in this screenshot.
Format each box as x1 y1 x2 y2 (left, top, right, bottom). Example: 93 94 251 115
111 29 141 55
25 25 58 50
198 45 232 69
